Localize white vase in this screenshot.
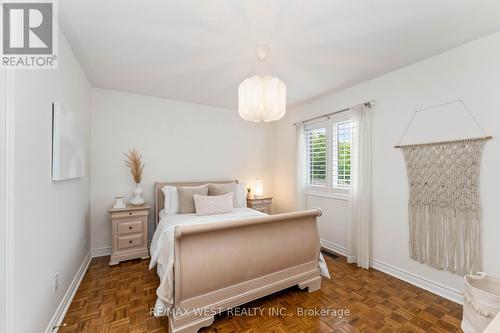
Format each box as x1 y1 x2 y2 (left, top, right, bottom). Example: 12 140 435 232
130 183 145 206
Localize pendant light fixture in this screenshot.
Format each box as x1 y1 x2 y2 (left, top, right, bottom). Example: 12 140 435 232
238 44 286 122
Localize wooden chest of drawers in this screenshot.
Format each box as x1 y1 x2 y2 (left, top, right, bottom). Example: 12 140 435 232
246 196 273 214
108 204 150 265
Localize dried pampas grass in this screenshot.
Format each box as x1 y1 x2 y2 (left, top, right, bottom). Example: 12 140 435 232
124 148 144 184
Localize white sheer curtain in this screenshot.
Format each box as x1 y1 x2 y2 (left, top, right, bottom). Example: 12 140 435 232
295 123 306 211
347 103 373 269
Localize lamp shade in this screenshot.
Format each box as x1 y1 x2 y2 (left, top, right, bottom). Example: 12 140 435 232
255 178 264 197
238 75 286 122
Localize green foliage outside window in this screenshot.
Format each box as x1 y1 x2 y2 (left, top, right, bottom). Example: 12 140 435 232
307 121 351 187
308 131 326 183
337 141 351 186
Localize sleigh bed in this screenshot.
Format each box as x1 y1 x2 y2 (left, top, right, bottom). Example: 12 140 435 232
150 181 326 333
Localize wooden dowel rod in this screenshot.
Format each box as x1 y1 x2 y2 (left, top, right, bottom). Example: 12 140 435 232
394 136 492 149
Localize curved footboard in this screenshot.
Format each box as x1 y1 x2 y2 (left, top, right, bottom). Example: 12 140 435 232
168 209 323 333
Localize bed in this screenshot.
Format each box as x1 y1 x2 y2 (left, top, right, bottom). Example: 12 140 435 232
150 181 328 333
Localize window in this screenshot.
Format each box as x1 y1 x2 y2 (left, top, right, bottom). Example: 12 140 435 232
305 112 351 196
305 126 327 186
332 120 351 188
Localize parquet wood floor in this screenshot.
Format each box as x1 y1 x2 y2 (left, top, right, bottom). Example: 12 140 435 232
59 253 463 332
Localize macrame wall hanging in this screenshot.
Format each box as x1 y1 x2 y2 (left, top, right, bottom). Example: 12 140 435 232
395 100 492 276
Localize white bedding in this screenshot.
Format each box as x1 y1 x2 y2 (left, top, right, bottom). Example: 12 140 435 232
149 207 265 269
149 208 330 315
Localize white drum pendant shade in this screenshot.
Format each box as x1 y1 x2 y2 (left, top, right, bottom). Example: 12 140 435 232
238 76 286 122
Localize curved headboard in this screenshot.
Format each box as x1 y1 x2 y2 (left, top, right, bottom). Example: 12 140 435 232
154 180 238 226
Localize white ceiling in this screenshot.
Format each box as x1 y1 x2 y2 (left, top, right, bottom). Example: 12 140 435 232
61 1 500 109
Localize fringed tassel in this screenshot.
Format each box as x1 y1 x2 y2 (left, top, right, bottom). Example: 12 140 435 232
409 204 480 275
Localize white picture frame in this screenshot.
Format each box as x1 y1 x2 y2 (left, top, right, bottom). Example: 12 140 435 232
51 102 84 181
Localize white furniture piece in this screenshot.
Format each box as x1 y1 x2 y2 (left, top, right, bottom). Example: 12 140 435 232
108 204 150 265
484 313 500 333
246 196 273 214
153 181 324 333
462 272 500 333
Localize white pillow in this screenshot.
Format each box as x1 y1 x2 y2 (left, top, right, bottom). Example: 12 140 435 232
235 183 247 208
161 185 179 215
193 193 233 216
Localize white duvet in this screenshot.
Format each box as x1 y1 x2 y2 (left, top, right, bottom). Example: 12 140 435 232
149 208 330 315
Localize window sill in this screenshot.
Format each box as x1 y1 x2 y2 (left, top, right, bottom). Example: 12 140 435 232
306 191 349 201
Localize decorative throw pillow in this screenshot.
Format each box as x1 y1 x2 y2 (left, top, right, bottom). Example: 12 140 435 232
177 185 209 214
208 182 236 196
193 193 233 216
161 185 179 215
208 182 247 208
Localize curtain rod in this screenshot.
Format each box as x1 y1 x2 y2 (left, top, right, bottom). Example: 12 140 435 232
292 100 375 126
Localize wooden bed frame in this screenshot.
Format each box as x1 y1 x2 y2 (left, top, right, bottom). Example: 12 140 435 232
154 181 323 333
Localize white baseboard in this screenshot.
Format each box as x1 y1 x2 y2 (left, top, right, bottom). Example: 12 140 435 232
321 239 347 256
370 258 462 304
320 239 462 304
91 246 111 258
45 251 91 333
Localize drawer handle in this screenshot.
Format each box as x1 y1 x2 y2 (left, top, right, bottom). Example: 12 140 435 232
129 212 132 216
129 240 133 244
128 226 132 230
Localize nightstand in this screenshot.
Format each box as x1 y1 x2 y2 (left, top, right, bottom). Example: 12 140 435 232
246 196 273 214
108 204 150 265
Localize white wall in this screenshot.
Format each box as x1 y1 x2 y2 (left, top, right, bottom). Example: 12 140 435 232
273 31 500 297
0 62 10 333
90 89 274 250
13 35 91 333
